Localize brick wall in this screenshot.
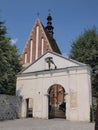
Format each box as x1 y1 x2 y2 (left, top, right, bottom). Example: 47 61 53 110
0 94 22 121
21 19 52 66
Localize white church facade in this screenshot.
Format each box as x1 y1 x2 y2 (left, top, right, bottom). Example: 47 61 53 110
16 51 92 121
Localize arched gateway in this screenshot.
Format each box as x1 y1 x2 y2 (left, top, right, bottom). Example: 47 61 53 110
48 84 66 118
16 51 91 121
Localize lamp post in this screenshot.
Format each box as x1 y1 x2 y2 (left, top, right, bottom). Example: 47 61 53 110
95 67 98 130
95 100 98 130
92 88 94 122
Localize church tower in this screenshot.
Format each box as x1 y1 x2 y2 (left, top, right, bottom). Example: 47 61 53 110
45 12 54 38
21 13 61 67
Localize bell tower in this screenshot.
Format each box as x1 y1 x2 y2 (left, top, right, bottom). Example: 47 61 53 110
45 11 54 38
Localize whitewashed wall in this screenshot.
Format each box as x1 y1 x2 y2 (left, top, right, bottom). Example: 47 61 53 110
16 67 91 121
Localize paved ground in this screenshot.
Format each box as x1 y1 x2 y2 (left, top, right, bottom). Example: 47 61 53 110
0 118 94 130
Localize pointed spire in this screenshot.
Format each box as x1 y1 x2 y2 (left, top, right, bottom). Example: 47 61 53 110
45 10 54 38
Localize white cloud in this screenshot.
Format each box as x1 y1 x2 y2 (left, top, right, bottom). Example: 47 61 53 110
10 38 18 45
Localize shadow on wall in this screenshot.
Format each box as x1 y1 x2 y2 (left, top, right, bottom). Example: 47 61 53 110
16 87 23 96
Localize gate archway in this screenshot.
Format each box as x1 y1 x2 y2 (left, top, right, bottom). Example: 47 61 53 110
48 84 66 118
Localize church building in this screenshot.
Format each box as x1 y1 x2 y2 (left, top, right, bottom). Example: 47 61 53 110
16 13 92 121
21 13 61 68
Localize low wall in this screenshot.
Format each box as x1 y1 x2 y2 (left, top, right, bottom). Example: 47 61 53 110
0 94 22 120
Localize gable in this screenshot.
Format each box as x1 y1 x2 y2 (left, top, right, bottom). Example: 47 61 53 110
21 18 61 67
21 51 85 74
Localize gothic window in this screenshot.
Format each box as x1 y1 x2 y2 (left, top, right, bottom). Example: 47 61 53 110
41 38 44 55
24 53 27 64
35 26 39 59
30 39 33 63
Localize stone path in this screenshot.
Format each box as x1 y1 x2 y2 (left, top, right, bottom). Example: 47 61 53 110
0 118 94 130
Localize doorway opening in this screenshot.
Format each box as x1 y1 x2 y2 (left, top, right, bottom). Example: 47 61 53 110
48 84 66 119
26 98 33 117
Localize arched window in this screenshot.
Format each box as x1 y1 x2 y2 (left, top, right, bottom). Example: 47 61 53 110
24 53 27 64
35 26 39 59
41 38 44 55
30 39 33 63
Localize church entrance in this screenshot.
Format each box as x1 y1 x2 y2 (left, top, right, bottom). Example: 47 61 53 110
48 84 66 118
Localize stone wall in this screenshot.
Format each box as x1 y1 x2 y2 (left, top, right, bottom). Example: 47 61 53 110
0 94 22 121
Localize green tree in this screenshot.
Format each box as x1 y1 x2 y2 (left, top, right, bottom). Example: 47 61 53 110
0 21 22 95
69 27 98 97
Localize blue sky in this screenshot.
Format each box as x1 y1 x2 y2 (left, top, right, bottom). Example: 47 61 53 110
0 0 98 56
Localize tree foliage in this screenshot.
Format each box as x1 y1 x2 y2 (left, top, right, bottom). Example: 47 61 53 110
0 21 22 95
69 27 98 97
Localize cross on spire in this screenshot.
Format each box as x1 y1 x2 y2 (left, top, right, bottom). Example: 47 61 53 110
48 9 51 15
37 12 40 18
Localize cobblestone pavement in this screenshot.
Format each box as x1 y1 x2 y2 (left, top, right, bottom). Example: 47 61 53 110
0 118 94 130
